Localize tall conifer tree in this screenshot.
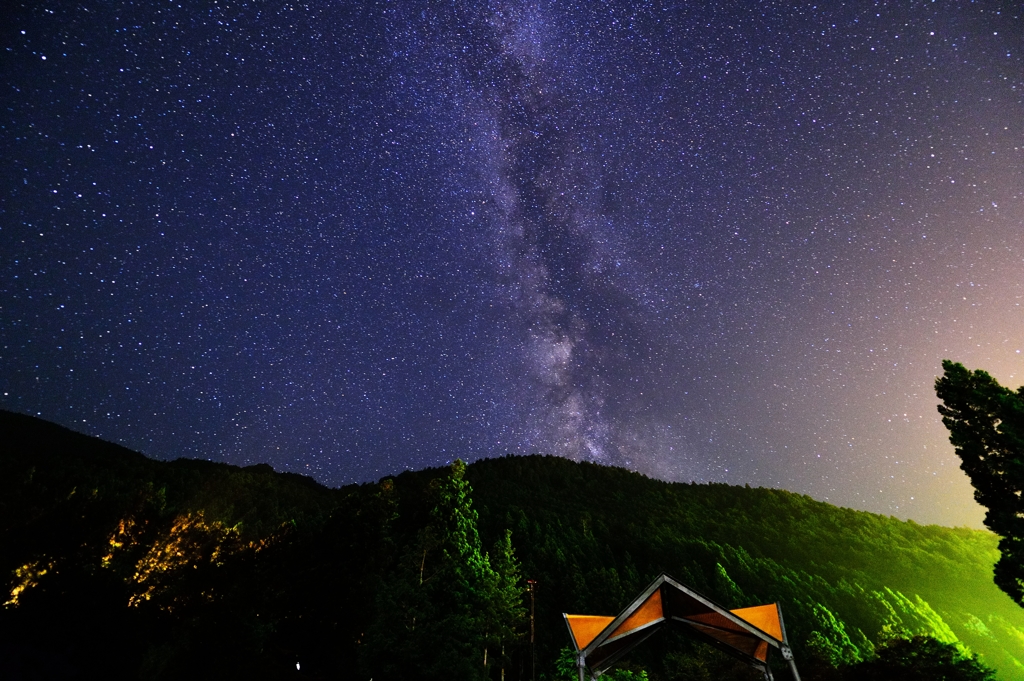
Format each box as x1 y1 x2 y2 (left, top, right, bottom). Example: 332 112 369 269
936 360 1024 604
487 529 527 680
365 460 501 681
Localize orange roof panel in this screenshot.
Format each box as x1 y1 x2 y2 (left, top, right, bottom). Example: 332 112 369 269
610 587 664 639
685 610 747 633
566 615 615 650
730 603 783 642
687 623 763 658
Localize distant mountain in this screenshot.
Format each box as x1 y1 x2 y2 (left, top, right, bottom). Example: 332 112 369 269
2 410 1022 680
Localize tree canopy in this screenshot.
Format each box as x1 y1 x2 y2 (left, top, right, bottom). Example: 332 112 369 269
935 360 1024 604
363 460 526 681
847 636 995 681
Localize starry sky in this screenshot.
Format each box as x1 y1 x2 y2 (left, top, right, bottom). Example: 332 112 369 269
3 0 1022 528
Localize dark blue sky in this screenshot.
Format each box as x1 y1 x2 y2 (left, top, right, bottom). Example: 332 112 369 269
3 0 1021 527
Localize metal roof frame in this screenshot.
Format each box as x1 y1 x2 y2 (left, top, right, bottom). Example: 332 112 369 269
563 573 801 681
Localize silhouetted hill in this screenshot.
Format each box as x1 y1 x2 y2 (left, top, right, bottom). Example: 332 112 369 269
2 411 1022 680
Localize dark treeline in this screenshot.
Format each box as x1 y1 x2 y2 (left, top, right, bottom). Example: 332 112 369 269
0 410 1019 680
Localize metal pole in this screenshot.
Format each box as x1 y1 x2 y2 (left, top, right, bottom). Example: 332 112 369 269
527 579 537 681
780 645 801 681
776 606 802 681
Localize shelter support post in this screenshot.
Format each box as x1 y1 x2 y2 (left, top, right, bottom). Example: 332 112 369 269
780 645 801 681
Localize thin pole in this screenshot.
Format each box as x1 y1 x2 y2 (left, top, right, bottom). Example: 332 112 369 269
528 577 536 679
776 606 802 681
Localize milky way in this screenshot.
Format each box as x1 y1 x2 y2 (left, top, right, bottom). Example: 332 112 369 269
3 0 1022 526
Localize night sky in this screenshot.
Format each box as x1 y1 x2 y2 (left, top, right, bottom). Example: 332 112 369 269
3 0 1022 528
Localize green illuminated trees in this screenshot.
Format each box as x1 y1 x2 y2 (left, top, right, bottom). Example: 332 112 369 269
849 636 995 681
363 460 525 681
486 529 527 680
424 458 495 680
936 360 1024 604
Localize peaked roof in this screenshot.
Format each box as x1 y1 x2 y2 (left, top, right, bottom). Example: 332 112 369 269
563 573 792 677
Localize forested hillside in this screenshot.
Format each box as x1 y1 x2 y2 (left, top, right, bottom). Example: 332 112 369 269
2 410 1021 680
459 456 1022 678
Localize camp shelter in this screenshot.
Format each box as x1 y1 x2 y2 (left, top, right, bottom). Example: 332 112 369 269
564 573 800 680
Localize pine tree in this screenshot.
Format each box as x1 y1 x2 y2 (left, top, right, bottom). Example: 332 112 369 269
487 529 527 681
424 459 495 680
365 460 498 681
935 360 1024 604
